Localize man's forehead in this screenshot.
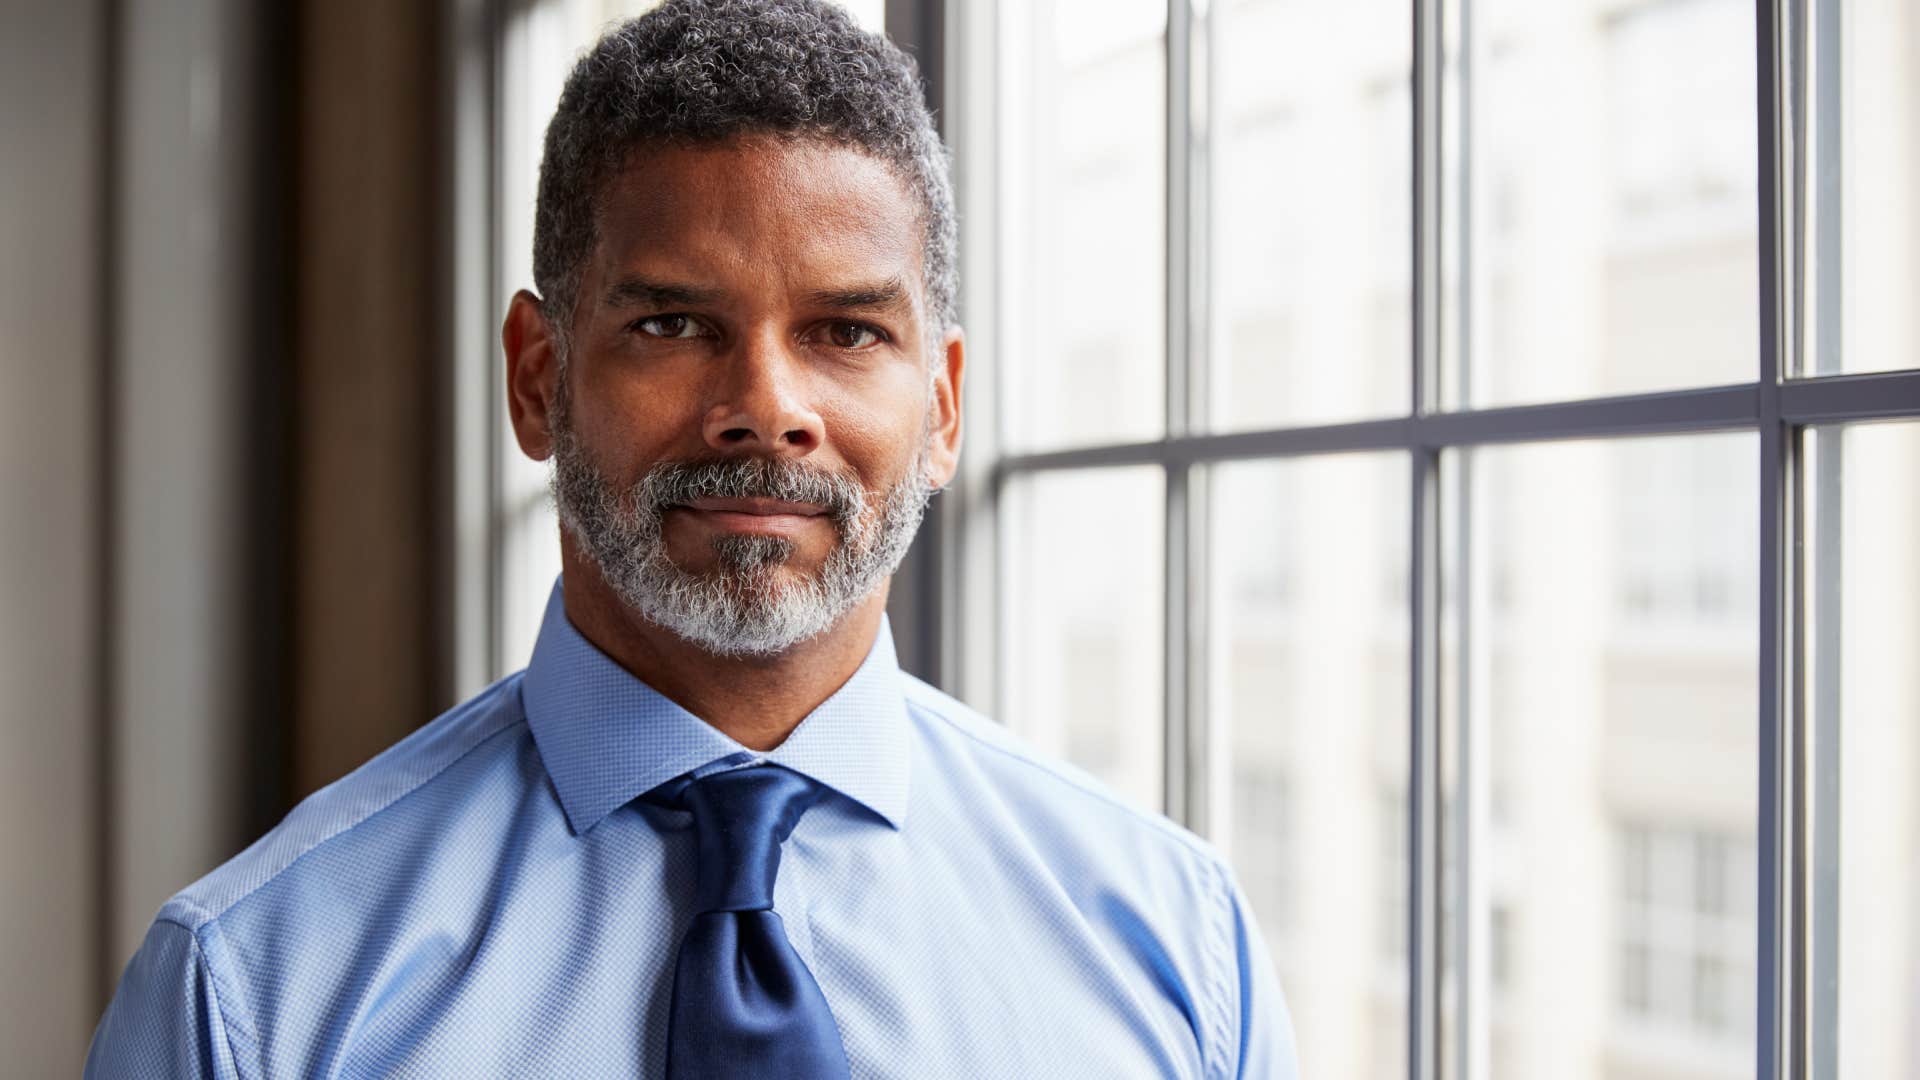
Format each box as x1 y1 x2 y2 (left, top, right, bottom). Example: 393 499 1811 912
588 135 928 302
597 137 918 242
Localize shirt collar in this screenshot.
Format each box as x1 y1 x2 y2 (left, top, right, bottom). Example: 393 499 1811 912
521 580 911 836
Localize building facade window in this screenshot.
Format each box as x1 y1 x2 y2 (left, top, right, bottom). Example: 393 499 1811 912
1616 823 1757 1041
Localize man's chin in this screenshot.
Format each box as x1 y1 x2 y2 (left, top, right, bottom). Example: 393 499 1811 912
661 556 811 591
630 571 844 659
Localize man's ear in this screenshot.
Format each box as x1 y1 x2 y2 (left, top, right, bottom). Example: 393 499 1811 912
504 290 562 461
924 325 965 490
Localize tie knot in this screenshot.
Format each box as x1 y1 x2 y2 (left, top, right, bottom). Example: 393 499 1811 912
649 764 826 913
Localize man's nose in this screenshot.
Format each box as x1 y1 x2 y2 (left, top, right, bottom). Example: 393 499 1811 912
701 330 825 456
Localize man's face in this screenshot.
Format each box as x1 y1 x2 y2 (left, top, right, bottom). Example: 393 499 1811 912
506 136 963 656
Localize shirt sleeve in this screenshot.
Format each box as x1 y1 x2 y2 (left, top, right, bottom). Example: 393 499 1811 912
86 918 246 1080
1221 863 1300 1080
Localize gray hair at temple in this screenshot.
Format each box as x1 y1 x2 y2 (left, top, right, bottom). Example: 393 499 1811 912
532 0 958 350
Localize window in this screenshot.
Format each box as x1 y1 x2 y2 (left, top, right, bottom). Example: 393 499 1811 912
936 1 1920 1078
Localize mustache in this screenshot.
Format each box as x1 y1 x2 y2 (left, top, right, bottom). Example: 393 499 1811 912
636 456 866 527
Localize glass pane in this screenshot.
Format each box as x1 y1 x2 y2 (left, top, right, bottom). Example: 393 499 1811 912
1211 454 1409 1080
999 0 1166 451
1209 0 1410 431
1445 433 1759 1079
1802 0 1920 376
499 496 563 676
1806 422 1920 1079
1449 0 1758 407
1002 467 1165 811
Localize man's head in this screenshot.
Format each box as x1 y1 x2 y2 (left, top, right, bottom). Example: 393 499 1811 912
502 0 964 659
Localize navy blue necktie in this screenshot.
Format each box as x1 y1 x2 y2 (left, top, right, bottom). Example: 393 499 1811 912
647 764 852 1080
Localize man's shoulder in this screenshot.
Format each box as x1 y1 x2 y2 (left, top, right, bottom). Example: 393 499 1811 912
156 673 532 934
896 673 1226 873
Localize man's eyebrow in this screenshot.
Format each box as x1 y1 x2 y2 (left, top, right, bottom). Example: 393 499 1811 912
802 278 911 311
600 276 724 309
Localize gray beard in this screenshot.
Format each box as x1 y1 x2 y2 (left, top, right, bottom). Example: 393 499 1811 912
549 410 933 659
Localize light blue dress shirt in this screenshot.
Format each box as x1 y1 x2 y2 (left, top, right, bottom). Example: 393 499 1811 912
88 582 1298 1078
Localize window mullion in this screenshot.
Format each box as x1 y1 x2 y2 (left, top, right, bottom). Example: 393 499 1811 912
1410 0 1444 1077
1756 0 1797 1076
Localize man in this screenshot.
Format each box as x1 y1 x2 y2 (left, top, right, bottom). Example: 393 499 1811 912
87 1 1297 1076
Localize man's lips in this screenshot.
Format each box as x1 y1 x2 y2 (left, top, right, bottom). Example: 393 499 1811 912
680 496 829 517
670 496 832 536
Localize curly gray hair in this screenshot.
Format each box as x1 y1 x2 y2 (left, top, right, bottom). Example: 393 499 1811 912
533 0 958 345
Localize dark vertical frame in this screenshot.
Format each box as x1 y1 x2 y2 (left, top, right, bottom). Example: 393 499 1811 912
1784 0 1811 1061
1410 0 1444 1073
241 0 297 839
1757 0 1792 1075
92 0 123 1010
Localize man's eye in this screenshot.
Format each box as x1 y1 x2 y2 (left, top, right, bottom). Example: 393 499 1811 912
634 314 700 339
827 322 882 349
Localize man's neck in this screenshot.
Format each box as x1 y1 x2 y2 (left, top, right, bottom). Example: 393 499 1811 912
557 545 888 752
